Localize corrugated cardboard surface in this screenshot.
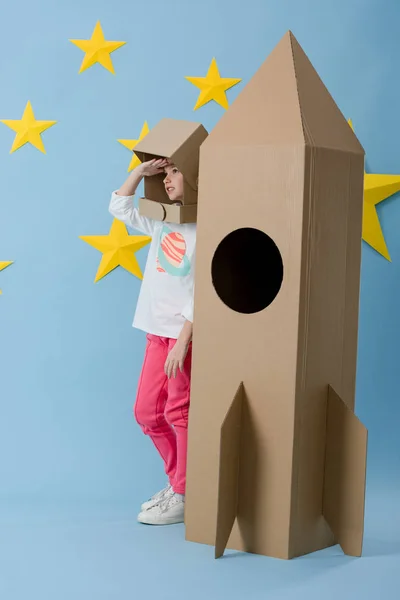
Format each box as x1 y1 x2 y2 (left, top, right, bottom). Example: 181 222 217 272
138 198 197 224
289 145 364 559
215 383 244 558
186 142 306 559
185 30 366 559
323 386 368 557
289 31 365 557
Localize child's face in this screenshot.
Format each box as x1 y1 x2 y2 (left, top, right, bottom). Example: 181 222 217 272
163 164 184 203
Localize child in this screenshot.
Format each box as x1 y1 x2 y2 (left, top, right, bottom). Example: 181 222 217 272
109 158 196 525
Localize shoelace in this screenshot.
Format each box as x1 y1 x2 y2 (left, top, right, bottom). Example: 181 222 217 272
159 494 179 513
158 484 171 498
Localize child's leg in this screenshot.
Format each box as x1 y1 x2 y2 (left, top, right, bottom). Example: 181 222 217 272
134 334 177 486
165 338 192 495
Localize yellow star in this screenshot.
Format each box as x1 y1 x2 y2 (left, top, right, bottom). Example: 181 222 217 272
1 102 56 154
118 121 150 172
349 119 400 261
0 261 13 295
80 219 151 282
363 173 400 261
185 57 241 110
69 21 126 74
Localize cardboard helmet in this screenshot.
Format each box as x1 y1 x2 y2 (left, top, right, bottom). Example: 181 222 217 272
133 118 208 224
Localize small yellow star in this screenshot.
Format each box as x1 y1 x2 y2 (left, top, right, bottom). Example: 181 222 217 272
80 219 151 282
349 119 400 261
69 21 126 74
1 102 56 154
185 57 241 110
118 121 150 172
363 173 400 261
0 261 13 295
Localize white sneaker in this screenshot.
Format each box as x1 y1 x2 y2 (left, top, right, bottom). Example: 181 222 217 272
137 493 185 525
140 484 173 512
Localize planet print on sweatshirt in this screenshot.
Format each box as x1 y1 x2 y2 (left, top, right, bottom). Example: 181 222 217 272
156 225 191 277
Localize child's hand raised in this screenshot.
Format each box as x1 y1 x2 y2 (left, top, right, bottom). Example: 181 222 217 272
138 158 170 177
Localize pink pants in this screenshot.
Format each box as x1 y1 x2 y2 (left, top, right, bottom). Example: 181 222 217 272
134 333 192 495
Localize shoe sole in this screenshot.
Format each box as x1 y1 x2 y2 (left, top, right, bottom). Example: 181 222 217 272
137 515 184 526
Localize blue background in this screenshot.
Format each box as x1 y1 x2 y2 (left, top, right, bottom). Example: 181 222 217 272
0 0 399 598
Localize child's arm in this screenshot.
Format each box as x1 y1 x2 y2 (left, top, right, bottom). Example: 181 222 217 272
165 280 195 379
177 319 193 347
117 162 147 197
109 159 169 236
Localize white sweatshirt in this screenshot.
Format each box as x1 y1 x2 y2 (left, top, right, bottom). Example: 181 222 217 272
109 192 196 339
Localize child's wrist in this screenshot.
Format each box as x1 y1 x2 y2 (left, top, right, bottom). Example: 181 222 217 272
176 336 189 349
177 329 191 346
135 164 146 176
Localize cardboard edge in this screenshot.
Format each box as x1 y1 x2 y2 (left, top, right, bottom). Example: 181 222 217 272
322 385 368 557
288 32 365 154
215 382 245 559
288 141 311 559
287 31 306 147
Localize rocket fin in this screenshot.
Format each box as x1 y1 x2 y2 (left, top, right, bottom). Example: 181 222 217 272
323 385 368 557
215 382 245 558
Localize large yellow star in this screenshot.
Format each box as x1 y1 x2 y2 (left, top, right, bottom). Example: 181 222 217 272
1 102 56 154
118 121 150 172
80 219 151 282
0 261 13 295
349 119 400 261
69 21 126 74
185 58 241 110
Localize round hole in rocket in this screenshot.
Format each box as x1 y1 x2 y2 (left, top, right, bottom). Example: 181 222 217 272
211 228 284 314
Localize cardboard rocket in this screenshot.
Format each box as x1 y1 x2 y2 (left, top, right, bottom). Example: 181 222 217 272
133 118 208 224
185 31 368 560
